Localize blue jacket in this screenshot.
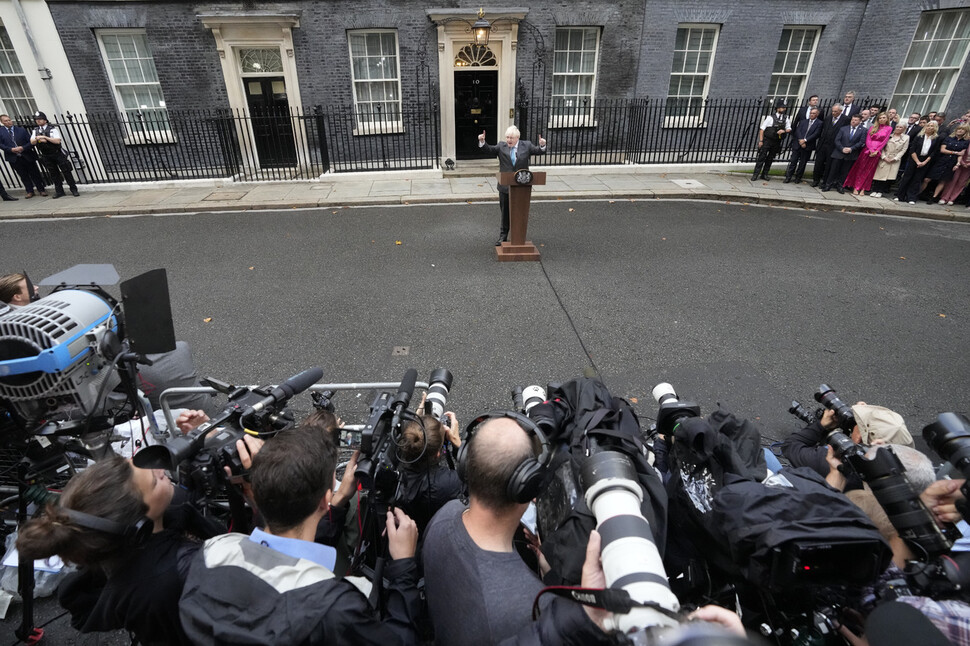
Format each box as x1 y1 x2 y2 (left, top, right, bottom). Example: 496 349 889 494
0 123 37 163
832 124 867 160
791 117 823 151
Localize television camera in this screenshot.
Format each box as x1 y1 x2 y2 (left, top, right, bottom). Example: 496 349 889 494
133 367 323 511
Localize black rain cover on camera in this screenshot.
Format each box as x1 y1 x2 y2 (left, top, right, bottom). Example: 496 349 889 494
534 377 668 586
664 408 888 589
712 467 890 588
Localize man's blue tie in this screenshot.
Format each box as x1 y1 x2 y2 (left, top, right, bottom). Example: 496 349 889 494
510 146 516 165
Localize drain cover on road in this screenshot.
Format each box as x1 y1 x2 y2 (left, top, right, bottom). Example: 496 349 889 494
392 346 409 356
670 179 704 188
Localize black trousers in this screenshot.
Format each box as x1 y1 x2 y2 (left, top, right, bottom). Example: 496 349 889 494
786 146 814 180
752 143 782 178
10 156 45 194
824 156 855 189
498 190 510 236
39 153 77 193
895 159 931 202
813 145 834 184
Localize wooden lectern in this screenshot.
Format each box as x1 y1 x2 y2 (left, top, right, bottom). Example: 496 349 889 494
496 170 545 261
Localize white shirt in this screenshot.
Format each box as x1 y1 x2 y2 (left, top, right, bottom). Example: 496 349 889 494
760 113 792 131
921 136 934 156
30 124 61 143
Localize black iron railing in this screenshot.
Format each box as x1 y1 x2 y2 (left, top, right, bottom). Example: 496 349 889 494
0 97 891 188
518 96 889 166
0 104 441 188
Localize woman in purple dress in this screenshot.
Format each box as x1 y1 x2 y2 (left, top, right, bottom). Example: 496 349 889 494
844 112 893 195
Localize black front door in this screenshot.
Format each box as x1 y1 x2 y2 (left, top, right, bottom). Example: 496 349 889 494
244 76 297 167
455 70 498 159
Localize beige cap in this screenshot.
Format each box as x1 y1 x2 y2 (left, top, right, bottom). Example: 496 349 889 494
851 404 913 447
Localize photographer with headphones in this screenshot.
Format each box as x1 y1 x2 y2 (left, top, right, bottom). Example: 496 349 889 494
395 405 463 535
422 411 611 645
16 451 227 645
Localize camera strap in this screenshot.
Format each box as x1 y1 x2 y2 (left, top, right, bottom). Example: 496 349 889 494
531 585 683 621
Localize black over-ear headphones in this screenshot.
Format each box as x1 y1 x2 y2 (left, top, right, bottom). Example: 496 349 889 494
456 410 553 504
61 508 154 548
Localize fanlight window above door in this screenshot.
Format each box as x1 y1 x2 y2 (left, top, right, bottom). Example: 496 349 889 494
455 44 496 67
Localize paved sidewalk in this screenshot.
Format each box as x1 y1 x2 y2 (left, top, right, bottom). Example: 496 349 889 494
1 165 969 222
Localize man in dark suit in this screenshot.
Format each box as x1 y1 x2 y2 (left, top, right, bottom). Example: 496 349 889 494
792 95 819 131
785 107 822 183
812 104 847 187
840 91 861 120
478 126 546 245
0 114 40 200
822 114 866 193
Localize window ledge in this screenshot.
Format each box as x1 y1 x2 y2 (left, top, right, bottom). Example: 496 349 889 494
547 117 598 129
122 132 178 146
662 116 708 129
353 122 404 136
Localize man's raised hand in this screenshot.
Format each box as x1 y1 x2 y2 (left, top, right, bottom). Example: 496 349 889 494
478 130 486 143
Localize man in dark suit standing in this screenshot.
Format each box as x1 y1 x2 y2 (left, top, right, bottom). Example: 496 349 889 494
478 126 546 245
792 95 819 131
841 91 861 120
785 107 822 183
812 104 847 187
822 114 866 193
0 114 42 199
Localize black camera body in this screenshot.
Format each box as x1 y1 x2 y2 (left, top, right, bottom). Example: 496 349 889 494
133 368 321 506
814 384 856 432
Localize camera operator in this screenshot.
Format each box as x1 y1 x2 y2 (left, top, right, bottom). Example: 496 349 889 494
178 424 423 645
782 402 914 488
422 414 616 645
395 403 462 535
0 272 38 309
16 453 223 645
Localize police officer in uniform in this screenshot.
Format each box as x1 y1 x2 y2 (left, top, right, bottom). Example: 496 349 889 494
30 111 79 198
751 98 792 181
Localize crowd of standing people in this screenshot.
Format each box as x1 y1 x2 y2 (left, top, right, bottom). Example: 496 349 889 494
756 91 970 206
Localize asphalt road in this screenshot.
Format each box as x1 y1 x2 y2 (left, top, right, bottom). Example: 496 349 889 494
1 198 969 642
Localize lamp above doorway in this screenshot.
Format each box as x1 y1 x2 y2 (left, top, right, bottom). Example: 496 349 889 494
472 8 491 46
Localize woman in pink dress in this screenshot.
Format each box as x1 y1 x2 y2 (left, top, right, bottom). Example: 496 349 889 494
844 112 893 195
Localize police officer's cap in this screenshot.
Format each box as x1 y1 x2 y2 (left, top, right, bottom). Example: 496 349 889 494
33 111 47 121
773 98 787 110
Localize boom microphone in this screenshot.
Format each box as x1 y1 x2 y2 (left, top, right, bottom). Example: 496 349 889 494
388 368 418 434
239 367 323 423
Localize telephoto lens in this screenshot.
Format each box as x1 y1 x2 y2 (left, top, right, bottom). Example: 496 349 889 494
521 385 547 414
813 384 856 432
424 368 454 421
651 382 700 437
923 412 970 478
788 400 817 425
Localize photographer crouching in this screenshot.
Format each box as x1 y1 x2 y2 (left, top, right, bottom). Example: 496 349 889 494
782 387 915 490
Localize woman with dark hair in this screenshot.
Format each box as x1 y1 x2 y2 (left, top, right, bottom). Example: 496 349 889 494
933 124 970 205
16 454 220 645
396 409 463 534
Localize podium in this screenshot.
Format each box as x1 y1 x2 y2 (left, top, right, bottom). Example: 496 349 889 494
496 170 545 262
